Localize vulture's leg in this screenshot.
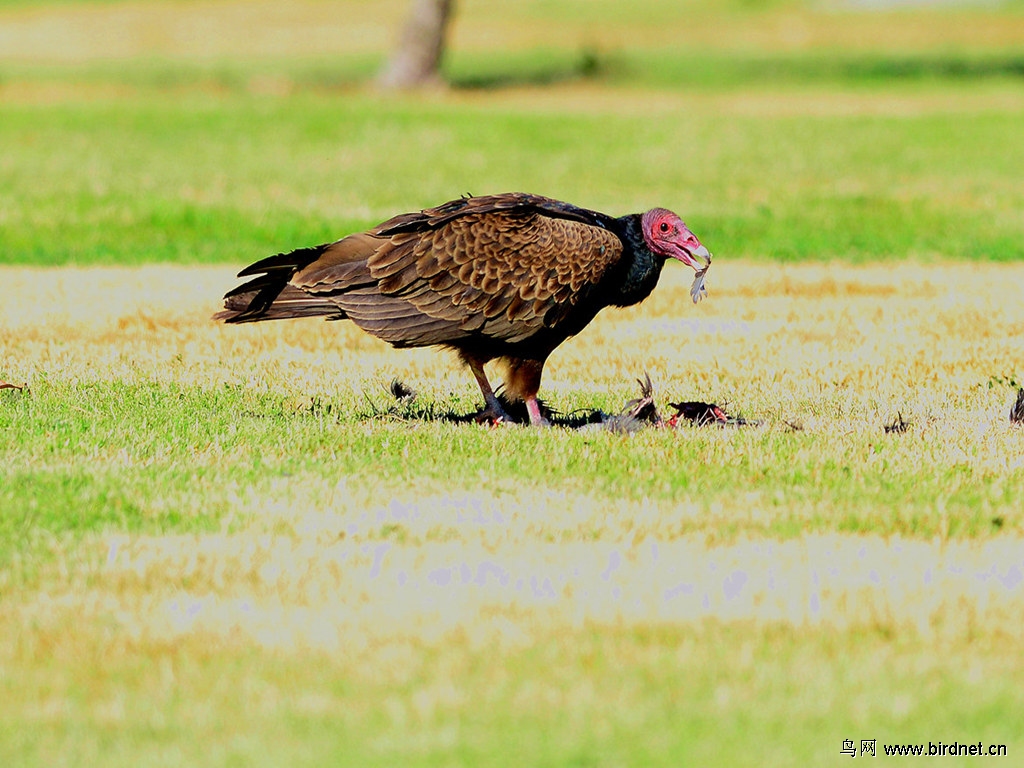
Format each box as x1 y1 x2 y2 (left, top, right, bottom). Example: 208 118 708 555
464 355 512 423
506 358 550 427
524 397 548 428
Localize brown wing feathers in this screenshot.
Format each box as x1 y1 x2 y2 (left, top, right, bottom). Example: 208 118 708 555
372 212 622 337
218 194 624 348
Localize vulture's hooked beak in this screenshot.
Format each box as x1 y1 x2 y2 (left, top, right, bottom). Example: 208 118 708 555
671 227 712 272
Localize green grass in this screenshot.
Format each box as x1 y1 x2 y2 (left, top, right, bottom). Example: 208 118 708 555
3 377 1021 577
2 622 1022 767
3 86 1024 266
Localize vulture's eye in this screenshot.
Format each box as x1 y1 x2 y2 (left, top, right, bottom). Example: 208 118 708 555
659 221 670 233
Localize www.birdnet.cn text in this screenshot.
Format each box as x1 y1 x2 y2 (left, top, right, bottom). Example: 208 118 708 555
841 739 1008 758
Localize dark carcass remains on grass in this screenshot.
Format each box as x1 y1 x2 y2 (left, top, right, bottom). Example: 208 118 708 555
1011 388 1024 425
381 373 752 432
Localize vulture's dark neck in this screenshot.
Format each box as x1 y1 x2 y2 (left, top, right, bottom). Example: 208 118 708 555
610 214 667 307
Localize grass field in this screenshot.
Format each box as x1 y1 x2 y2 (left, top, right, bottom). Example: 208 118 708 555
3 0 1024 765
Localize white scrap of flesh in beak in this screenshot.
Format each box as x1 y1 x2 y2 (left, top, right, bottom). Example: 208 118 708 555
689 248 712 304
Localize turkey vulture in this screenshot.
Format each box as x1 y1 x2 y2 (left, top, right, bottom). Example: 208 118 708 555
217 193 711 426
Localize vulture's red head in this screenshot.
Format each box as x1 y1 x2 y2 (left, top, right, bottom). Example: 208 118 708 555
641 208 711 271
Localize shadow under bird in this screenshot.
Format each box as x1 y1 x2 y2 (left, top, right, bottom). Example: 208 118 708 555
216 192 711 426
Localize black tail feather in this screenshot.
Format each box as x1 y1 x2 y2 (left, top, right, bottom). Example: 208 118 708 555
216 244 337 324
236 245 328 278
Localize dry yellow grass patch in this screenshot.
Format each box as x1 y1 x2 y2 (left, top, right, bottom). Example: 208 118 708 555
0 0 406 63
474 84 1024 120
17 496 1022 658
4 0 1024 64
2 262 1024 391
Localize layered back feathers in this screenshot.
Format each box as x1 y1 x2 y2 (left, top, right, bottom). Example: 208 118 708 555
217 193 630 350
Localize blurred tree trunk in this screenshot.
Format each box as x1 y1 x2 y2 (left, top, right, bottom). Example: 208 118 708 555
378 0 455 90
